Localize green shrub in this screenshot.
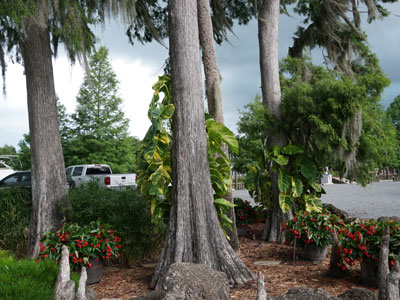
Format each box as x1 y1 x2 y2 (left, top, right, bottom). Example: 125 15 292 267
0 252 79 300
0 188 31 256
61 182 165 265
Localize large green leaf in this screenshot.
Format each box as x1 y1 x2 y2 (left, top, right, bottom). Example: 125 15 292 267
291 177 303 198
278 168 291 192
271 154 289 166
281 144 304 155
279 192 293 213
160 104 175 119
214 198 236 208
272 145 281 157
309 180 322 192
304 194 323 212
206 118 239 154
299 156 317 180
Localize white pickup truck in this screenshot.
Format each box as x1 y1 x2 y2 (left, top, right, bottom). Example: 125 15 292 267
66 164 136 189
0 156 18 180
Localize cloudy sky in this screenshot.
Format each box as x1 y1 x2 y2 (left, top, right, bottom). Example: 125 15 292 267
1 3 400 148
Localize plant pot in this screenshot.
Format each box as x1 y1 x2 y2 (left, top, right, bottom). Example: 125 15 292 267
86 259 104 285
237 225 248 236
301 244 328 261
360 259 379 288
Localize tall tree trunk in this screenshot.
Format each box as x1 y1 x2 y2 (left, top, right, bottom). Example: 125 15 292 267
258 0 291 243
197 0 239 251
21 16 68 258
150 0 254 288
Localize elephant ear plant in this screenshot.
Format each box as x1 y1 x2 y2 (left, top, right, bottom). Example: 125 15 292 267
136 75 238 236
246 142 325 213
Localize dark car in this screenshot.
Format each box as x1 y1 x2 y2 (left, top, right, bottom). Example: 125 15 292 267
0 171 31 188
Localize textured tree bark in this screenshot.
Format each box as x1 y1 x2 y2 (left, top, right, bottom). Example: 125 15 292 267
378 226 390 300
150 0 254 288
20 15 68 258
256 271 268 300
258 0 290 243
329 229 348 278
197 0 239 251
55 246 75 300
387 261 400 300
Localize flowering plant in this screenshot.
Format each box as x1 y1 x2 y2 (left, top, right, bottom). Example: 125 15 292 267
283 209 343 248
38 220 122 269
234 198 264 227
337 219 400 270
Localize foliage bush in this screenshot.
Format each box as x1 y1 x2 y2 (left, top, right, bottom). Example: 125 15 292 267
0 188 31 257
61 182 165 265
283 209 343 248
38 220 122 269
0 250 79 300
234 197 265 227
337 219 400 270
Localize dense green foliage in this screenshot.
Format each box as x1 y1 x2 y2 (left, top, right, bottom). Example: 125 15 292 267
0 188 31 257
0 184 163 265
388 95 400 133
0 145 16 155
38 220 122 269
62 182 164 264
337 219 400 270
63 46 137 173
136 75 238 234
387 95 400 159
0 250 79 300
236 56 397 186
284 209 342 248
16 47 141 173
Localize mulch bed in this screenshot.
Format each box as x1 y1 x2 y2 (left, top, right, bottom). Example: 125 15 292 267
92 233 377 299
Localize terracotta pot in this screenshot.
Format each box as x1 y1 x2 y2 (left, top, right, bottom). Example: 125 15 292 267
301 244 328 261
86 259 104 285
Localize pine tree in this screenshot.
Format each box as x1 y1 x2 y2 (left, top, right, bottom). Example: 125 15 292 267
68 46 132 173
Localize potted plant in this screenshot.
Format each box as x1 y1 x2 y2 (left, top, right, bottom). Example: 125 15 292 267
38 220 122 284
283 209 342 261
234 198 264 235
337 219 400 286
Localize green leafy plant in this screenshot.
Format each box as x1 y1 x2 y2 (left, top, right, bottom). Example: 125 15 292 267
0 187 31 257
234 198 265 227
246 142 324 213
38 220 122 269
136 75 238 235
283 209 342 248
337 219 400 271
136 75 173 222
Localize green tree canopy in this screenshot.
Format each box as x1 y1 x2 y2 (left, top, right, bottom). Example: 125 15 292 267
0 145 16 155
387 95 400 132
236 55 396 183
64 46 136 173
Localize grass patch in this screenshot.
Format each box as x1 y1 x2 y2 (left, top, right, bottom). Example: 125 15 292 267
0 251 79 300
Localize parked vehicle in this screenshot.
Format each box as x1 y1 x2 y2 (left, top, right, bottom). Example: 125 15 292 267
0 171 31 188
0 155 19 180
66 164 136 189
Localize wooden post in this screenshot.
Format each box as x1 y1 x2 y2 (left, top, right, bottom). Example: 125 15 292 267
256 271 268 300
329 229 347 277
387 261 400 300
378 226 390 300
55 245 75 300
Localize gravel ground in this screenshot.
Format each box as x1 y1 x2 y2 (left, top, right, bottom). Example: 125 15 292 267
233 181 400 219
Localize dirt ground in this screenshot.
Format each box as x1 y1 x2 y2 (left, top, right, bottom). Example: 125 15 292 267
91 232 376 300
